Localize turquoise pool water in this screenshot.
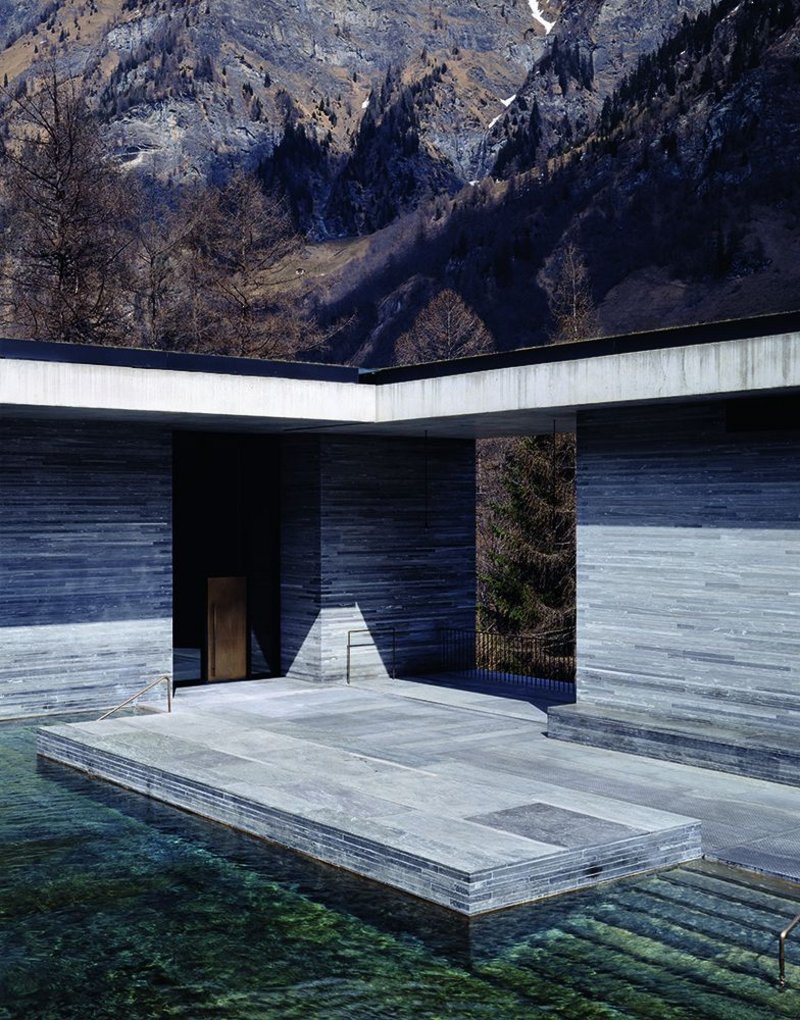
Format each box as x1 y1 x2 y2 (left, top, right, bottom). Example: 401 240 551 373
1 717 799 1019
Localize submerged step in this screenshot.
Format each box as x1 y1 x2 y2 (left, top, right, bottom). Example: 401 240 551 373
650 868 800 931
554 916 793 1020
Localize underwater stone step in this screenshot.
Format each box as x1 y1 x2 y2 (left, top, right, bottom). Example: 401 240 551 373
559 905 791 1007
672 862 800 915
522 924 762 1020
587 898 799 997
593 893 769 964
622 877 792 942
645 871 800 936
475 949 651 1020
621 887 799 970
558 915 794 1018
489 930 697 1020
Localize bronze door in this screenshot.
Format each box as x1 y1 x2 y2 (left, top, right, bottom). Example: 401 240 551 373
207 576 247 681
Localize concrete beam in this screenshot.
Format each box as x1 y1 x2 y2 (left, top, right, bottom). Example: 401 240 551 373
0 357 377 430
2 331 797 437
374 333 800 431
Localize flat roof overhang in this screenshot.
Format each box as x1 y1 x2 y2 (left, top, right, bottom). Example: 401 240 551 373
367 329 800 436
1 319 798 437
0 354 378 433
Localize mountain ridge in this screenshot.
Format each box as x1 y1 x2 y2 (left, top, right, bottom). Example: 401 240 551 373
1 1 798 362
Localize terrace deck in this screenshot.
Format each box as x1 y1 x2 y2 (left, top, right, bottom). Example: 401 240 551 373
37 678 701 915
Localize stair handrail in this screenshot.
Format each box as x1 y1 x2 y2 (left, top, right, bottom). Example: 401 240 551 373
98 674 173 721
780 910 800 989
346 627 396 684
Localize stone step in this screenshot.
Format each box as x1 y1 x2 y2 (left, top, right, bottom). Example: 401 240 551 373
547 702 800 787
598 887 781 961
590 890 798 992
555 913 798 1018
36 721 701 916
475 862 800 1015
525 919 778 1020
490 926 699 1020
665 861 800 919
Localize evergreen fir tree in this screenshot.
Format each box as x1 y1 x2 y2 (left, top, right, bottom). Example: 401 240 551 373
479 433 575 644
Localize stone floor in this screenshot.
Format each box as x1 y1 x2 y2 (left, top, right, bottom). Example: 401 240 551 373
37 675 800 914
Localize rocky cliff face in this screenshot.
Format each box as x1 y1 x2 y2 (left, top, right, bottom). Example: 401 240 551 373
2 1 797 358
2 1 546 176
483 0 716 177
1 0 719 233
0 1 42 50
310 0 800 364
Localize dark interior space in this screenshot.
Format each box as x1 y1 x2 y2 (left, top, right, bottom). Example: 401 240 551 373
172 432 281 684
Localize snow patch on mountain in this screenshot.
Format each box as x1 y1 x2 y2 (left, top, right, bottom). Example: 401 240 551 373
529 1 556 34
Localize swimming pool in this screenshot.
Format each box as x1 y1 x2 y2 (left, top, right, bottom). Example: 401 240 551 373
2 717 798 1018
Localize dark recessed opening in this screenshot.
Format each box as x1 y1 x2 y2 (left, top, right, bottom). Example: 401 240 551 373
172 432 281 685
725 394 800 433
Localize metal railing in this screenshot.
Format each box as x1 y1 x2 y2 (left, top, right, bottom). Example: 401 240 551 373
346 628 396 685
98 674 173 721
780 911 800 989
440 628 575 686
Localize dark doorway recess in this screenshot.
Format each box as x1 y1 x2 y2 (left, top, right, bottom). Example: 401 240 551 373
172 432 280 685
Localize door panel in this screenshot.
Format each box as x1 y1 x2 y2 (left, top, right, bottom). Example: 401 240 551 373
207 576 247 681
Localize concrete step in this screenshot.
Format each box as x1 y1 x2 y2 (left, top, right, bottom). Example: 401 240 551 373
666 862 800 921
36 718 702 917
547 702 800 787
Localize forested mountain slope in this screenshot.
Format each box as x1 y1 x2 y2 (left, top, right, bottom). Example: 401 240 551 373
311 0 800 363
1 1 798 360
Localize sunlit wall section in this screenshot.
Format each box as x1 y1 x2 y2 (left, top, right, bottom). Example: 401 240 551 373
0 419 172 718
280 435 476 683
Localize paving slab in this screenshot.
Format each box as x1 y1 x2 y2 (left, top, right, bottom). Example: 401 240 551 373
37 678 702 914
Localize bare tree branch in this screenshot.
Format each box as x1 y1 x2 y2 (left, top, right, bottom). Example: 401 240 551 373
547 240 598 344
394 288 494 365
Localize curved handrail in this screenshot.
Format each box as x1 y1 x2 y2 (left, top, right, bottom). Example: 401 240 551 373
98 674 173 721
780 911 800 989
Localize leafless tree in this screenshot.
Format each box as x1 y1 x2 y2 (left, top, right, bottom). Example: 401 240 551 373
206 171 306 358
135 172 310 358
547 240 598 344
0 64 133 343
394 287 494 365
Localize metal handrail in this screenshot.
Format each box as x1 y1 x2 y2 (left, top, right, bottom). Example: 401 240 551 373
780 911 800 989
98 674 173 721
346 627 396 684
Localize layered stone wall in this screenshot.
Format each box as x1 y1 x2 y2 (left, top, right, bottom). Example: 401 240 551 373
573 401 800 732
281 435 475 682
0 418 172 718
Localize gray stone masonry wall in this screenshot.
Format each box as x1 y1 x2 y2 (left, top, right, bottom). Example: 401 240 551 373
281 436 476 682
0 418 172 718
573 402 800 732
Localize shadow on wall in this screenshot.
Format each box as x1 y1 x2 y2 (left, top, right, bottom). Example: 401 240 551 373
578 400 800 530
279 435 478 684
1 419 172 628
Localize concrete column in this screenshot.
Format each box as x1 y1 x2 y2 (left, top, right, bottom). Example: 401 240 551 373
280 435 476 682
